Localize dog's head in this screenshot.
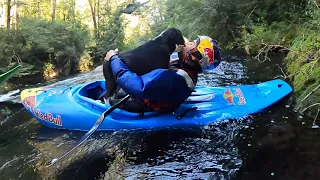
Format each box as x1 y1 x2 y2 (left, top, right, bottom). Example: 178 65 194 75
158 28 185 53
164 28 185 45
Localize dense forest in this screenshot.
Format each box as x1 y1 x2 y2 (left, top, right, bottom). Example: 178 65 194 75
0 0 319 117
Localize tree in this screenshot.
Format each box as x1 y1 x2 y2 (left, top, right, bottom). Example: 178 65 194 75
37 0 40 17
14 0 19 27
51 0 56 22
6 0 11 29
88 0 97 37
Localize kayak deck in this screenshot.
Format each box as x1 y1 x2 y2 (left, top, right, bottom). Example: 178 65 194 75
20 79 293 131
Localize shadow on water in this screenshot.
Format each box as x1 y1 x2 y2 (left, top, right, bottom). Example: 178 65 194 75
0 51 318 180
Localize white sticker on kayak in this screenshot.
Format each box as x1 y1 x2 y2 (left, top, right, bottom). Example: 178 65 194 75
187 94 215 101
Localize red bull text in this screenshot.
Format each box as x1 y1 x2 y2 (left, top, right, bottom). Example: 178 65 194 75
22 95 63 126
35 110 62 126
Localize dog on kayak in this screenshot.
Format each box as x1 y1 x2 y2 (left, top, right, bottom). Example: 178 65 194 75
102 27 185 100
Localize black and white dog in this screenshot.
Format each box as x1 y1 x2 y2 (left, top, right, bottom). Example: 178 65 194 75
102 28 185 100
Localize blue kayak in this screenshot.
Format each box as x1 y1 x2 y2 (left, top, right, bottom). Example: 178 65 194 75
20 79 292 131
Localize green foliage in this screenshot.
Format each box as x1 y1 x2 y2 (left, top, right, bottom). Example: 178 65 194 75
0 28 26 67
286 36 319 94
239 21 300 54
20 17 90 59
89 9 127 65
143 0 309 49
79 52 93 72
123 31 150 51
161 0 203 40
43 62 56 79
282 3 320 117
18 0 52 19
0 17 90 78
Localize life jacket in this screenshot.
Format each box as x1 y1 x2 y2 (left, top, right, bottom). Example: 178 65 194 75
136 68 198 112
135 50 200 112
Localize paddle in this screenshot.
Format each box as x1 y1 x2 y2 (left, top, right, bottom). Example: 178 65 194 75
0 64 22 85
97 90 108 100
46 94 130 167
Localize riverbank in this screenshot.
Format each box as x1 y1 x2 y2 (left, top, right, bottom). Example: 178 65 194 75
238 43 319 120
284 37 320 120
232 6 320 120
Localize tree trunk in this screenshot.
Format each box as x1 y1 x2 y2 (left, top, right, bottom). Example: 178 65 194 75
14 0 19 28
88 0 97 37
1 0 5 27
72 0 76 20
38 0 40 18
51 0 56 22
97 0 99 37
6 0 11 29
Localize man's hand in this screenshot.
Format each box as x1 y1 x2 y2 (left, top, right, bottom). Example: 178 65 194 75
105 48 119 61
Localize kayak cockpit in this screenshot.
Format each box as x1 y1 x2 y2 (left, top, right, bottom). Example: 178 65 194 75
78 80 106 103
75 80 161 117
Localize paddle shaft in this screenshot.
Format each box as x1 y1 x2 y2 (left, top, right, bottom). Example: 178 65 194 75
46 94 131 167
103 94 130 118
0 64 22 85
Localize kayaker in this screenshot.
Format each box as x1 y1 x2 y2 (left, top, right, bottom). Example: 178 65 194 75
104 35 222 113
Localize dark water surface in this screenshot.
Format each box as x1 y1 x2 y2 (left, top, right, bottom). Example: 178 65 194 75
1 51 319 180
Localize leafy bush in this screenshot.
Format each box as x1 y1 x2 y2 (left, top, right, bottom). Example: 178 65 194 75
79 52 94 72
0 28 26 67
88 9 126 66
283 3 320 117
239 21 300 55
0 17 91 78
20 18 90 66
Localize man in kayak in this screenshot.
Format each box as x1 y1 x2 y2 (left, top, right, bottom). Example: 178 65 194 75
104 35 222 113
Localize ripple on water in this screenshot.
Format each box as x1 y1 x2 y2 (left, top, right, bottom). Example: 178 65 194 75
101 118 253 180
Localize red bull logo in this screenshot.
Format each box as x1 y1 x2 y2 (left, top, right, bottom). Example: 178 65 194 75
223 89 235 105
203 48 214 65
21 89 63 127
234 88 246 105
21 88 46 113
223 88 247 105
22 95 36 113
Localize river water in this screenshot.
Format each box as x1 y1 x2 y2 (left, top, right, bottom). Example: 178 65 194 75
0 51 319 180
